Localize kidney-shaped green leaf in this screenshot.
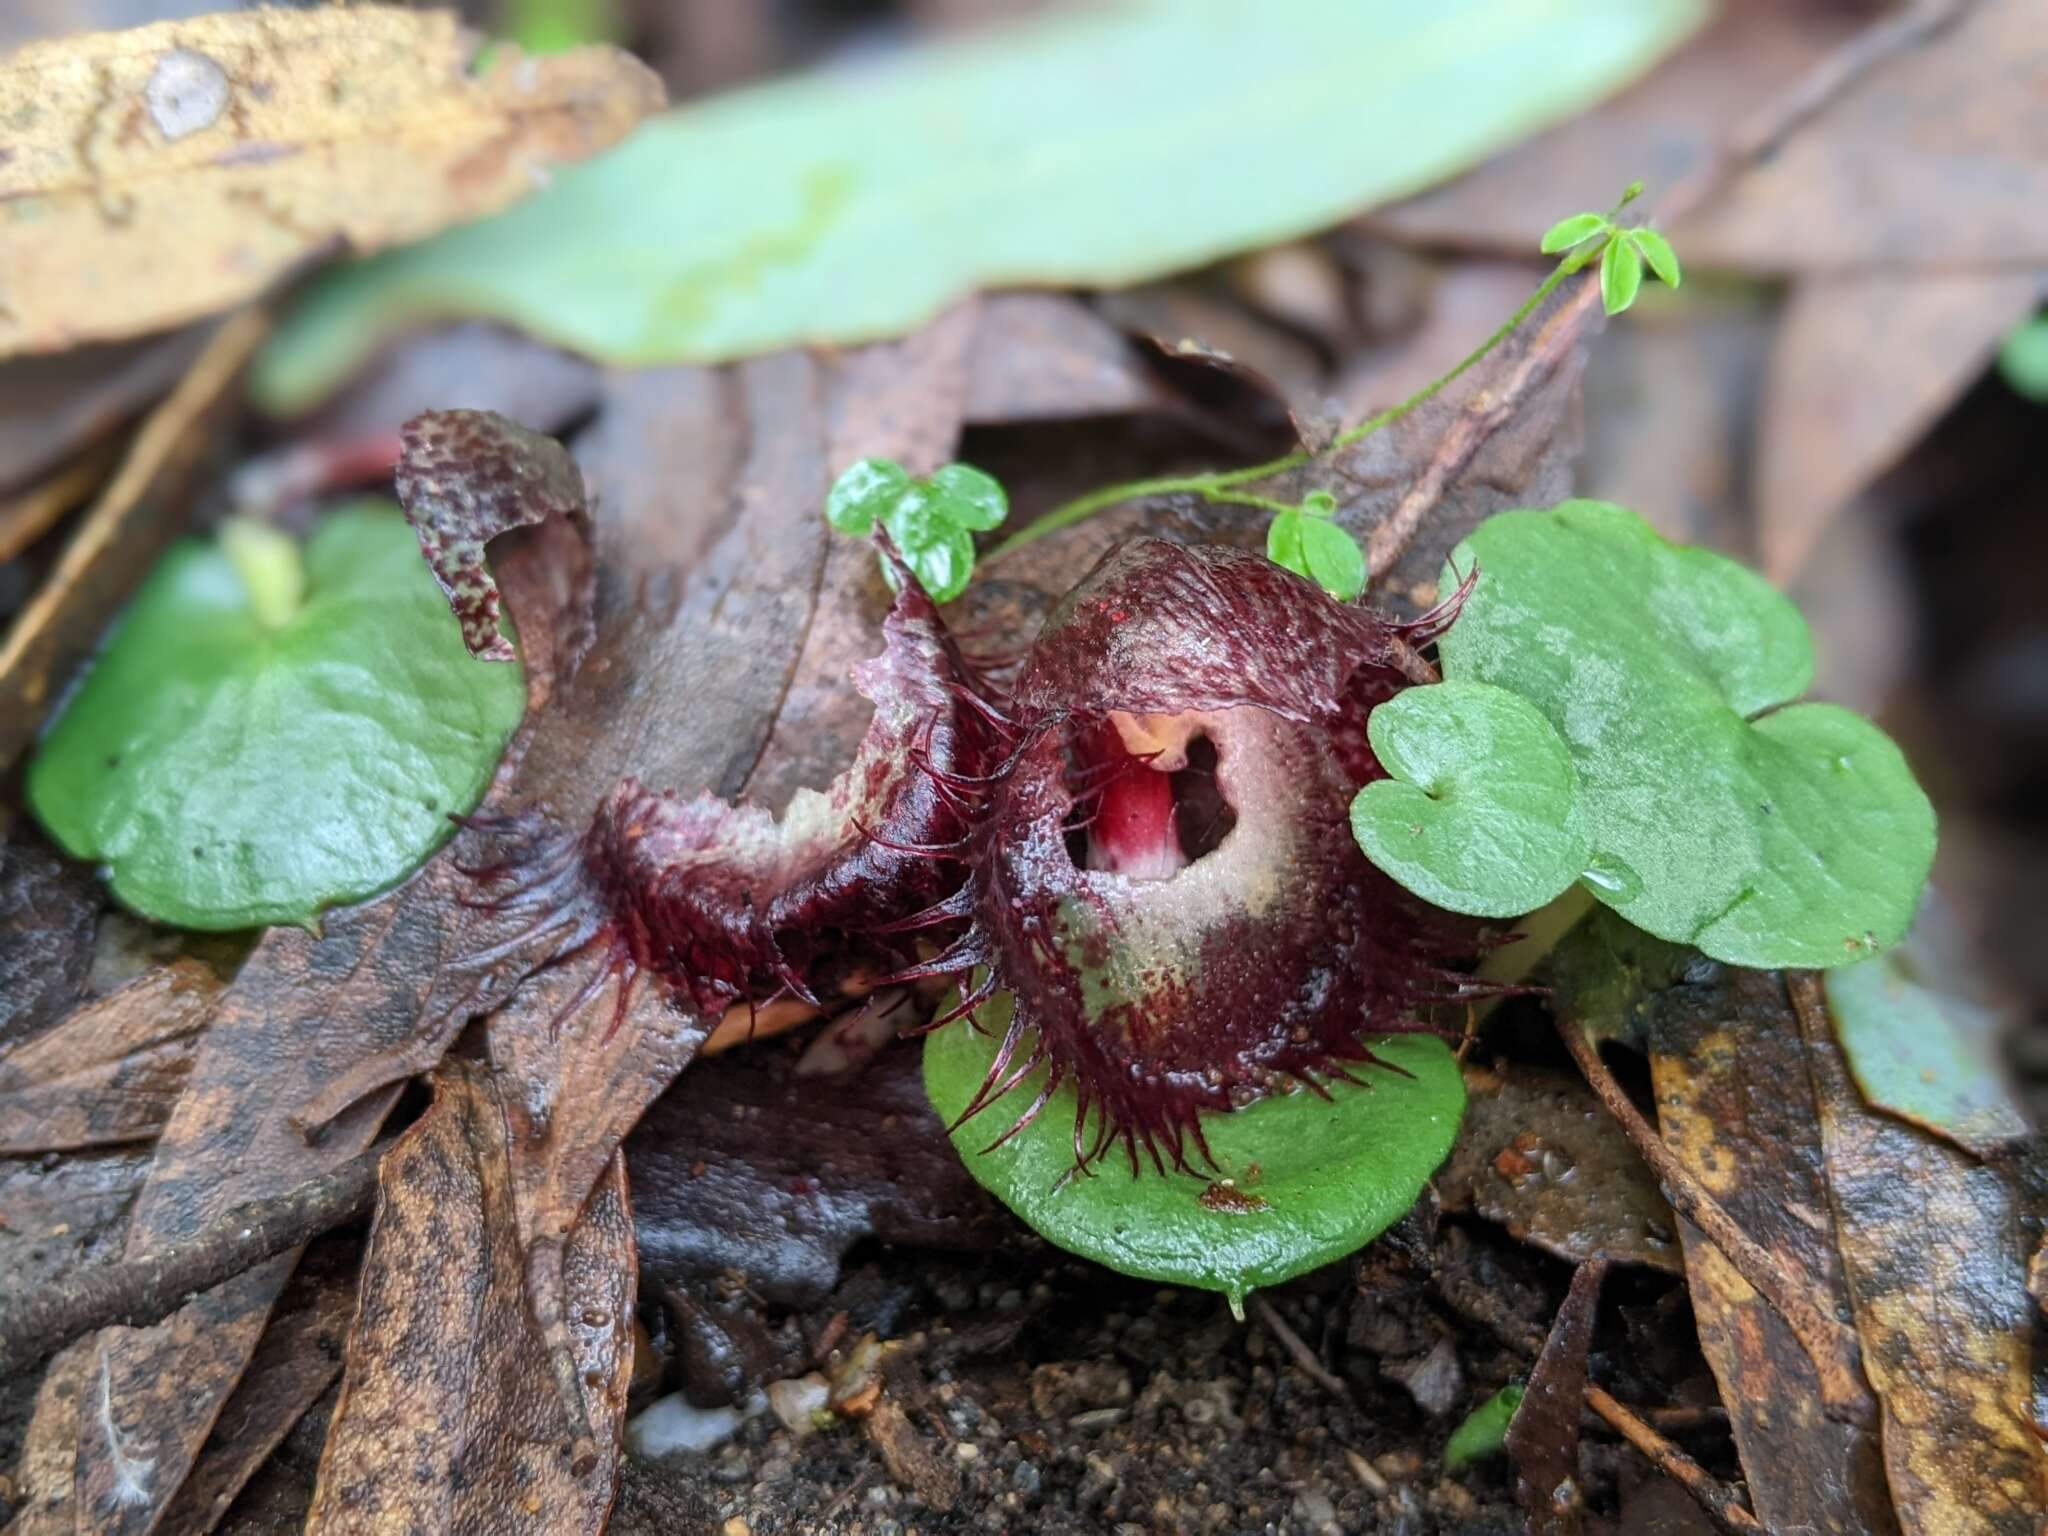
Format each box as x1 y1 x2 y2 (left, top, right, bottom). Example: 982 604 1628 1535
29 503 525 931
1438 500 1935 968
924 993 1464 1311
252 0 1707 412
1351 679 1587 918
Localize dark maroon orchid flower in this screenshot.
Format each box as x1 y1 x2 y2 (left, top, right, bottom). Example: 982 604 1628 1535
403 411 1487 1178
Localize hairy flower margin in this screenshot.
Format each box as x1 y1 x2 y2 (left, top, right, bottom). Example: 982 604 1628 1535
402 410 1495 1178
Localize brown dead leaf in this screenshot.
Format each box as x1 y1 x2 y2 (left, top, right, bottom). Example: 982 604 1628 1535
0 308 266 773
1371 0 1872 256
0 7 662 355
0 327 211 497
6 1338 95 1535
1794 974 2048 1536
29 463 594 1536
0 834 99 1055
157 1239 355 1536
1646 963 1898 1536
0 958 216 1153
963 294 1175 427
1675 0 2048 271
1506 1258 1607 1533
1441 1062 1681 1275
1758 272 2039 584
0 1144 150 1302
630 1043 1011 1306
305 1063 634 1535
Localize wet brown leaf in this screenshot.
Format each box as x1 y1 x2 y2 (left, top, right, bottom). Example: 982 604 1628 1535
1796 975 2048 1535
157 1240 355 1536
305 1063 634 1534
0 8 661 355
629 1044 1012 1307
0 959 216 1153
963 294 1175 427
1441 1062 1681 1275
0 835 99 1055
1646 964 1897 1536
0 1145 150 1301
1506 1258 1607 1532
1757 272 2039 584
6 1338 94 1535
28 467 594 1536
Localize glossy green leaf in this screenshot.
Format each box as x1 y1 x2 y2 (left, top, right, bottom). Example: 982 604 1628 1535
825 457 910 536
1539 212 1607 254
252 0 1708 411
1628 227 1682 289
882 484 978 603
1599 232 1643 315
1267 509 1365 602
1997 315 2048 402
1351 680 1587 918
924 994 1465 1311
1439 500 1935 968
1444 1384 1525 1470
1825 945 2028 1157
928 463 1007 532
29 504 525 931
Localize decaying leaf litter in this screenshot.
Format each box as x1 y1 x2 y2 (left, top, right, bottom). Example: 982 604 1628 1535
1 2 2045 1534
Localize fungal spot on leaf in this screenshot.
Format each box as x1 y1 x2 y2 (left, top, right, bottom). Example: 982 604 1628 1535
1198 1180 1270 1215
144 50 230 142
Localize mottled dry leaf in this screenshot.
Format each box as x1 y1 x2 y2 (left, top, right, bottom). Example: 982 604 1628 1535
1757 272 2039 584
1798 976 2048 1536
6 1338 95 1535
1646 964 1897 1536
1675 0 2048 271
630 1044 1011 1306
0 6 662 355
0 1145 150 1304
0 960 215 1153
1371 0 1869 255
158 1241 355 1535
33 467 594 1536
1441 1062 1681 1275
963 294 1174 427
1505 1258 1606 1532
0 835 100 1055
305 1064 634 1535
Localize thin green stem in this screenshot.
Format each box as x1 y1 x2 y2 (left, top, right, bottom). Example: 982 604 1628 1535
985 255 1585 565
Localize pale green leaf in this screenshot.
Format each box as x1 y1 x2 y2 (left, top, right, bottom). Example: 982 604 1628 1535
1439 500 1935 969
1629 226 1681 288
1539 212 1606 254
1600 232 1643 314
928 462 1008 532
1997 315 2048 402
252 0 1708 411
826 456 910 535
1444 1384 1525 1470
1351 680 1587 918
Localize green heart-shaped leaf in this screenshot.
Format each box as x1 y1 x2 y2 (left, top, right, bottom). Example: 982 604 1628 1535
1267 509 1366 602
29 503 525 931
927 462 1007 532
924 993 1465 1310
825 456 911 536
1351 680 1587 918
1439 500 1934 968
882 484 977 602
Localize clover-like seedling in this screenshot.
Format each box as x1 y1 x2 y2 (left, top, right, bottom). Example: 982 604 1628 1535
1443 1383 1526 1471
1349 680 1587 919
1266 489 1366 602
1539 181 1682 317
29 502 525 930
1416 500 1935 968
826 456 1007 603
924 992 1464 1316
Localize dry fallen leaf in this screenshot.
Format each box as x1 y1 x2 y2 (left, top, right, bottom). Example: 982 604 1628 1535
0 6 662 355
0 958 216 1153
1757 272 2039 584
1505 1258 1607 1532
0 835 100 1054
1646 963 1897 1536
1795 974 2048 1536
305 1063 634 1535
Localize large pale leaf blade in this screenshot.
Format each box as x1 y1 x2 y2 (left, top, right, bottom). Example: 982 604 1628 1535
253 0 1707 411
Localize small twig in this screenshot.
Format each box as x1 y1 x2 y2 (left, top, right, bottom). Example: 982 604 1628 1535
1586 1386 1762 1535
0 1141 384 1378
1553 1012 1872 1426
1250 1295 1353 1404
